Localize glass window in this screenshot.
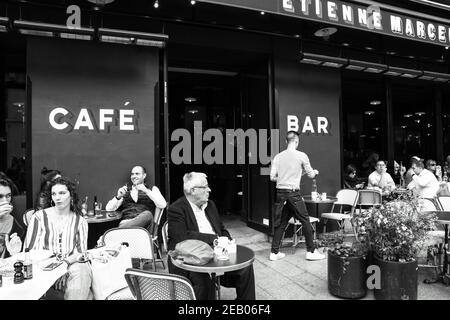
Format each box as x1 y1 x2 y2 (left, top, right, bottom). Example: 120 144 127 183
342 72 386 181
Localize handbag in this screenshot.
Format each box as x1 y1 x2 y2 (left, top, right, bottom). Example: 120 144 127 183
168 239 214 266
90 244 132 300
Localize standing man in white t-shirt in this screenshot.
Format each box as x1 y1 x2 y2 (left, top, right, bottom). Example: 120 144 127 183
269 131 325 261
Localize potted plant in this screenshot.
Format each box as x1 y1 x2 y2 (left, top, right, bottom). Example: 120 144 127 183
318 232 369 299
351 193 437 300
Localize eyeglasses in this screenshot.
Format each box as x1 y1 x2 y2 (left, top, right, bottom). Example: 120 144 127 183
0 193 12 200
430 163 437 166
193 185 209 190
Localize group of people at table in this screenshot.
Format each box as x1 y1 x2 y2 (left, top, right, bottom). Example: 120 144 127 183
0 165 255 300
2 134 449 300
343 155 450 199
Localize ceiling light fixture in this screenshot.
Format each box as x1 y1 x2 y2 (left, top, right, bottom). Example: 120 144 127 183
419 71 450 82
191 0 196 4
260 11 265 15
0 17 9 32
384 66 422 78
404 114 413 118
345 59 387 73
185 97 197 103
154 0 159 8
365 111 375 115
299 53 347 68
401 125 407 129
370 100 381 105
188 109 199 114
98 28 168 47
415 112 426 116
14 20 94 40
314 27 337 39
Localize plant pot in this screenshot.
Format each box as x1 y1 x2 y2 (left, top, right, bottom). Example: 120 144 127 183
373 255 418 300
328 251 367 299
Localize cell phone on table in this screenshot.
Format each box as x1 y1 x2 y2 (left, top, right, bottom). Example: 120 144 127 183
42 261 63 271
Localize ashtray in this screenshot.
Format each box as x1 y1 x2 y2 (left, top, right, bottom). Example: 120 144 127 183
107 212 117 218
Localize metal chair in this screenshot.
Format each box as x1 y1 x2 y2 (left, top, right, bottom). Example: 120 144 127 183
124 268 196 300
162 221 169 253
321 189 359 233
354 189 382 213
150 207 166 269
437 196 450 211
282 216 320 247
418 198 440 213
102 227 156 270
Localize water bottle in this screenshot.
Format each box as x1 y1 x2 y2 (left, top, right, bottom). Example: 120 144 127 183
311 179 318 201
23 248 33 280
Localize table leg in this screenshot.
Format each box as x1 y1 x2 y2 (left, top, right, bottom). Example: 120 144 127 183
211 273 221 300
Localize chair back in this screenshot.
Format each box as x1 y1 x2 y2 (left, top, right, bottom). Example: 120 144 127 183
330 189 358 214
418 198 439 213
437 196 450 211
23 209 35 227
356 189 382 208
151 207 165 238
162 221 168 253
124 268 196 300
102 227 154 260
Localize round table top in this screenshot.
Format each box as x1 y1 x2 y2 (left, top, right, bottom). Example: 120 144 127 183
85 210 122 224
302 195 338 204
171 245 255 276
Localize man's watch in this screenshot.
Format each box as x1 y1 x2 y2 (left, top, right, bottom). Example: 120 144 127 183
115 195 122 200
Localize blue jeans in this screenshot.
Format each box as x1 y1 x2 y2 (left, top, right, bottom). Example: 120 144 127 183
271 189 315 254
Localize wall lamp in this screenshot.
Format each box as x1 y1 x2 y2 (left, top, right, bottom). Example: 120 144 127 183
384 66 422 78
14 20 94 40
345 59 387 73
0 17 9 32
98 28 168 48
299 53 347 68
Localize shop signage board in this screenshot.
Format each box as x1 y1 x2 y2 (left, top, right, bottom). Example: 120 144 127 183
197 0 450 47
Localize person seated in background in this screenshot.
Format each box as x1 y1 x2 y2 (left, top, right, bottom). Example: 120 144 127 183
25 177 92 300
407 159 439 198
105 165 166 230
425 159 440 181
405 156 422 186
167 172 255 300
392 161 407 186
367 160 396 196
0 172 19 196
343 164 365 189
0 179 24 258
22 168 62 227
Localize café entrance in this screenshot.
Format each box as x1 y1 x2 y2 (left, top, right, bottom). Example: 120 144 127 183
166 44 274 233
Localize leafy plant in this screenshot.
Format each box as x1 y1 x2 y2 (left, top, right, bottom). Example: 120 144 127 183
351 194 437 262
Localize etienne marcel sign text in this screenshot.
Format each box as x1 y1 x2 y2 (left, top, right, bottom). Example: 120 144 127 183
197 0 450 47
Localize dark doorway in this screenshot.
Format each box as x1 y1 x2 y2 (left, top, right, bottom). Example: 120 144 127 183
168 70 244 216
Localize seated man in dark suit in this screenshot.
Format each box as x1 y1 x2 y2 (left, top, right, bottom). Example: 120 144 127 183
167 172 255 300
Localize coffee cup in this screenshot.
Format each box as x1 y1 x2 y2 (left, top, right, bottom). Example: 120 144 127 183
213 236 229 248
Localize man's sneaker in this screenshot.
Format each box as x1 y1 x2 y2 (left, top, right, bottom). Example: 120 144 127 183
269 252 286 261
306 249 325 261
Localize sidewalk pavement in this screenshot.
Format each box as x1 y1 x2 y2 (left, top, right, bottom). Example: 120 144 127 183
155 214 450 300
218 215 450 300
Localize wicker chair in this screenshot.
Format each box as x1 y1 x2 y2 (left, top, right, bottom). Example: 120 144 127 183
124 268 196 300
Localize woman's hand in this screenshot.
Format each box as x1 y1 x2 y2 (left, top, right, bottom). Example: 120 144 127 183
5 233 22 256
54 273 69 291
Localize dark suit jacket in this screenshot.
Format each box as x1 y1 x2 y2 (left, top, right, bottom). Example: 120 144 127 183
167 196 231 251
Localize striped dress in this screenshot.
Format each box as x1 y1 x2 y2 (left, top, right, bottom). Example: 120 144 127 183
25 209 88 257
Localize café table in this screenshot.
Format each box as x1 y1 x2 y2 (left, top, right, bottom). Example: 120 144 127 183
0 252 67 300
170 245 255 300
302 195 338 219
85 210 122 249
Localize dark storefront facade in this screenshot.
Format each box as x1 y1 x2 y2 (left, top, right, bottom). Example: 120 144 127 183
1 0 449 235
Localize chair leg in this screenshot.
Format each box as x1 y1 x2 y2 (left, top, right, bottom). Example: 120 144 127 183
322 219 328 233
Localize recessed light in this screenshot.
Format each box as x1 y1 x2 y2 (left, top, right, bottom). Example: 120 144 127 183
191 0 196 5
260 11 265 15
446 46 449 50
401 125 407 129
237 26 244 30
427 123 432 128
188 109 199 114
365 46 374 51
365 111 375 115
414 119 421 123
185 97 197 103
374 127 380 131
404 114 413 118
415 111 426 116
342 42 350 47
293 34 300 38
360 134 366 138
370 100 381 105
314 27 337 38
386 51 396 55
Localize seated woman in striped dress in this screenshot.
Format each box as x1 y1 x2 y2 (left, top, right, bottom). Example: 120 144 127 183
25 176 92 300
